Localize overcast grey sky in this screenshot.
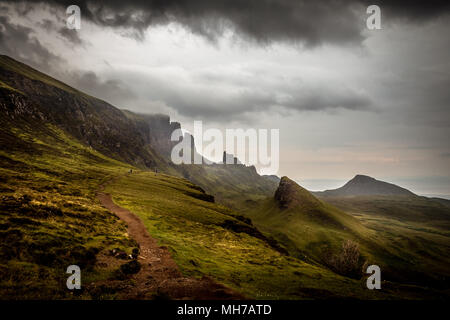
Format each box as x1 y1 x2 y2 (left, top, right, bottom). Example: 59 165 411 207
1 0 449 195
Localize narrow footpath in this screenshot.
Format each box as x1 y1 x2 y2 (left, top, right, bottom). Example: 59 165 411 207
96 180 244 299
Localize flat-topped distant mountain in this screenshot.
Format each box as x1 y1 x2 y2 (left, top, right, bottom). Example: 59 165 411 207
314 174 416 197
313 175 450 225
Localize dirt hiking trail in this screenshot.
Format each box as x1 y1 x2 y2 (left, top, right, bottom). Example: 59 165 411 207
96 181 244 300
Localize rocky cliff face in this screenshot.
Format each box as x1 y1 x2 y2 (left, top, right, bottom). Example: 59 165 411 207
123 111 279 205
0 88 45 121
274 176 321 209
0 55 278 208
123 111 181 159
0 55 158 168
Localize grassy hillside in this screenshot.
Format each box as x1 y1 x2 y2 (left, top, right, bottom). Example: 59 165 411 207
0 116 138 298
316 194 450 227
1 118 445 299
0 103 380 299
176 163 278 209
106 172 406 299
0 57 374 299
0 115 382 299
0 55 163 169
244 178 450 292
245 177 370 263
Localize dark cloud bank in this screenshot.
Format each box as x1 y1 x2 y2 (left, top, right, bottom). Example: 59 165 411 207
0 0 449 121
0 4 135 106
4 0 450 46
0 15 62 72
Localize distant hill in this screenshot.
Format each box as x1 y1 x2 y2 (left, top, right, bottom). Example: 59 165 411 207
246 177 450 286
313 174 450 225
314 174 416 197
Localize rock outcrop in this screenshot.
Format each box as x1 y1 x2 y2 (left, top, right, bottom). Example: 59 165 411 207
274 176 321 209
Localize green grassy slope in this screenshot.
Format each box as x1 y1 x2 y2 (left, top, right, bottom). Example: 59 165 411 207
0 101 381 299
245 177 370 263
0 115 381 300
316 195 450 228
0 57 153 298
0 55 164 169
176 163 278 209
106 173 450 299
0 117 138 298
0 57 376 299
244 178 450 291
105 171 400 299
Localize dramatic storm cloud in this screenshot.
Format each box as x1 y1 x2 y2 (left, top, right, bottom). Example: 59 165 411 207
0 1 449 195
3 0 450 45
0 14 62 72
